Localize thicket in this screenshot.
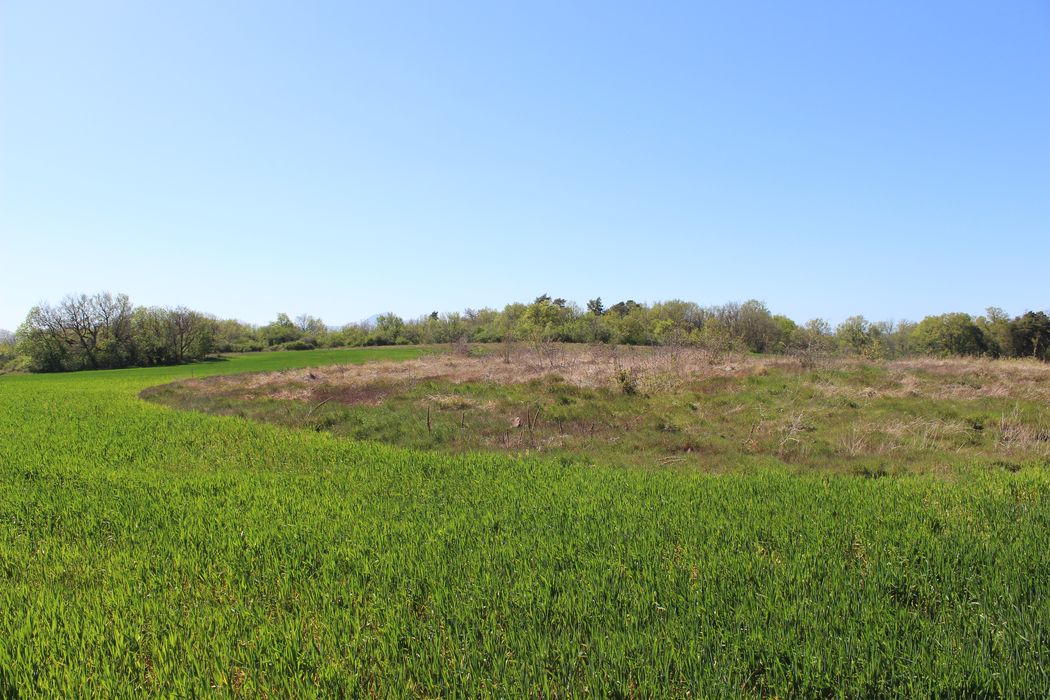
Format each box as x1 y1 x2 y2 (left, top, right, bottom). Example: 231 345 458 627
10 293 216 372
6 293 1049 373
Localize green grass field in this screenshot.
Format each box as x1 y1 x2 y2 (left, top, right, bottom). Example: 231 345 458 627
2 347 1049 696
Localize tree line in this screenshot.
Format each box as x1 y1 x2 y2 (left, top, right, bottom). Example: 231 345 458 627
6 293 217 372
3 292 1048 373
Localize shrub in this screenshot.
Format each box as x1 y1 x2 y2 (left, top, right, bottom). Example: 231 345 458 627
615 368 639 395
268 338 318 352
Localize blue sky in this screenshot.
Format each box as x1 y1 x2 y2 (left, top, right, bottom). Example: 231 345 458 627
2 1 1047 331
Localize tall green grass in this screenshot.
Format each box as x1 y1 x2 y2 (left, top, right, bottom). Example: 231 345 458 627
1 348 1047 696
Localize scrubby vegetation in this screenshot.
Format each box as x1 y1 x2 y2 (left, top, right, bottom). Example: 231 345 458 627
147 344 1050 475
2 347 1049 695
0 329 19 373
12 293 217 372
8 292 1050 373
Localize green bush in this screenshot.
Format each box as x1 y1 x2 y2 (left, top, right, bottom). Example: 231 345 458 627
910 313 987 357
615 368 639 395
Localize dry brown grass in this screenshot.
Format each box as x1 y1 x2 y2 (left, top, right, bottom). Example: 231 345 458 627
149 345 1050 473
997 406 1050 457
811 356 1050 404
887 357 1050 401
176 345 1050 413
834 418 974 458
177 345 801 404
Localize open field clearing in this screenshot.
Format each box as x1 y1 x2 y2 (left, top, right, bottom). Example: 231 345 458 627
2 346 1049 696
148 345 1050 475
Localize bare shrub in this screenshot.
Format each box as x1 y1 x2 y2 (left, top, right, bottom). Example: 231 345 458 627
533 338 563 369
453 336 472 357
777 412 810 459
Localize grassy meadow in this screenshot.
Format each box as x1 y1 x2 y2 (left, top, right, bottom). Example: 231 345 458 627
1 346 1049 696
147 345 1050 475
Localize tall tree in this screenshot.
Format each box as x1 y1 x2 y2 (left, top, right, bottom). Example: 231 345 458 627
1011 311 1050 361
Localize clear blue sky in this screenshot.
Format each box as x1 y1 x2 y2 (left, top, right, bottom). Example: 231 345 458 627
2 1 1048 331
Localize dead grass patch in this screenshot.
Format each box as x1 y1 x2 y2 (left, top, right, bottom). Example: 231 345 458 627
173 345 790 405
811 356 1050 404
146 345 1050 473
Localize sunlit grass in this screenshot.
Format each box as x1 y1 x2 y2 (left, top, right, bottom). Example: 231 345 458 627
1 347 1048 696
